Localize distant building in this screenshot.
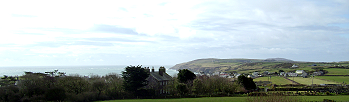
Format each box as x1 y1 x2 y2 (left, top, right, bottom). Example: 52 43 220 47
247 75 256 78
313 71 324 76
288 73 298 77
310 64 317 66
295 70 305 75
252 72 259 77
302 72 308 78
279 72 285 76
291 64 298 68
263 71 270 75
234 73 241 78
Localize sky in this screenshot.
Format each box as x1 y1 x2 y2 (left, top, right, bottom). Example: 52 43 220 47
0 0 348 66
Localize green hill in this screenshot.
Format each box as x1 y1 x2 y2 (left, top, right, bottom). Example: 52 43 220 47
170 58 349 74
170 58 296 73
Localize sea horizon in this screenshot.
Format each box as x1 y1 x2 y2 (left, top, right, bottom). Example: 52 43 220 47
0 65 178 77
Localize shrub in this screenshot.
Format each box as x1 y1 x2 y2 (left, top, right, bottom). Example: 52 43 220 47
248 92 267 96
45 87 66 101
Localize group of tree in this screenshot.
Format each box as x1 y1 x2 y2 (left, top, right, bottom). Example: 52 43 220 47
0 66 257 102
237 75 257 90
0 65 151 102
0 71 127 102
170 69 256 96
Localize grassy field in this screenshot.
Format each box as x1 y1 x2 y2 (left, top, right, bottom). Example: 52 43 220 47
324 68 349 75
254 76 293 85
290 77 338 85
316 76 349 84
97 96 349 102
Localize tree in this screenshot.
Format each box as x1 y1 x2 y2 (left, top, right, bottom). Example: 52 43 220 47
279 70 285 73
45 87 66 101
237 75 256 90
92 79 107 98
122 65 149 93
104 73 125 99
176 83 188 95
58 75 90 95
177 69 196 83
193 79 204 95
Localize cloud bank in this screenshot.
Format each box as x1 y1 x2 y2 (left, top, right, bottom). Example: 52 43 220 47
0 0 348 66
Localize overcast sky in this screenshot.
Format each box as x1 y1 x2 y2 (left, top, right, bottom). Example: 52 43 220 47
0 0 348 66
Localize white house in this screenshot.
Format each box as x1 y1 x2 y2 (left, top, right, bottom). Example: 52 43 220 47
292 64 298 68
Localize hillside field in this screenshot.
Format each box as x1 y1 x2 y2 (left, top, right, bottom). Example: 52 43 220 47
316 76 349 84
254 76 293 85
324 68 349 75
290 77 338 85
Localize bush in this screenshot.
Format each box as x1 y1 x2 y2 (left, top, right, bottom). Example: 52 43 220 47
45 87 66 101
323 99 335 102
0 86 21 102
248 92 267 96
66 92 98 102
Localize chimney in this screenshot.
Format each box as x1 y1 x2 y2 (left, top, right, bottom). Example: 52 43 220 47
145 67 150 74
151 67 154 72
159 66 165 76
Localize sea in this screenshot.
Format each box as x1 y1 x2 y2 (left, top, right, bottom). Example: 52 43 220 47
0 65 178 77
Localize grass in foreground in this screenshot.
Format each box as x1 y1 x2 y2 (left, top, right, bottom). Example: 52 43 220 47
254 76 293 85
97 96 349 102
290 77 338 85
98 97 247 102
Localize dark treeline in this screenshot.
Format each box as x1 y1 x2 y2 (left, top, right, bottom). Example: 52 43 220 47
0 68 254 102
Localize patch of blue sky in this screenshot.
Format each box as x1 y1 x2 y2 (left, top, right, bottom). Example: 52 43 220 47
338 34 349 39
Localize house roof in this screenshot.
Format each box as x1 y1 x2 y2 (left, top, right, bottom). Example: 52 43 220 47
296 70 304 73
147 71 172 81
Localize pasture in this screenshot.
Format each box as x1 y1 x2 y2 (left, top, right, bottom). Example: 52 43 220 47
254 76 293 85
290 77 338 85
316 76 349 84
324 68 349 75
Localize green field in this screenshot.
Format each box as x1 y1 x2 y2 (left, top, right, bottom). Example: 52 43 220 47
324 68 349 75
254 76 293 85
98 96 349 102
316 76 349 84
290 77 338 85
